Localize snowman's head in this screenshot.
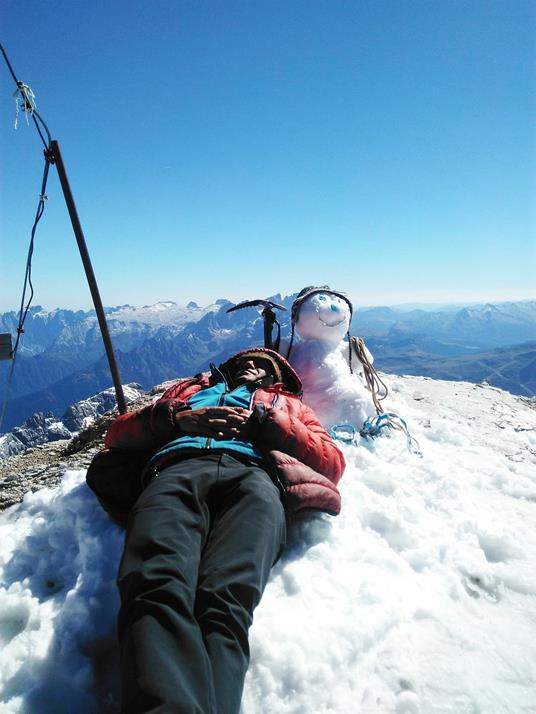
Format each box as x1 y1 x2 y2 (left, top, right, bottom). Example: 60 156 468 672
291 286 353 345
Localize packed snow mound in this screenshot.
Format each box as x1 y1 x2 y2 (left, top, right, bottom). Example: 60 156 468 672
0 376 535 712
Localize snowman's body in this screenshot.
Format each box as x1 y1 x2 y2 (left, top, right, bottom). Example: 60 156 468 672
283 291 376 429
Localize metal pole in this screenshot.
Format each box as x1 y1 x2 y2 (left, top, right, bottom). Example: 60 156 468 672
48 139 127 414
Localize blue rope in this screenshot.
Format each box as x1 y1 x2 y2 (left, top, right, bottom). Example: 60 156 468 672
330 413 422 457
360 412 410 437
360 412 422 456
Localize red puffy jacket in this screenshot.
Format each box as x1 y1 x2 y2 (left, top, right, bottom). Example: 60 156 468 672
105 369 345 515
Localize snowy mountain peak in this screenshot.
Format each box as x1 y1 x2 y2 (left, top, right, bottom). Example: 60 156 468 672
141 301 178 310
0 383 145 459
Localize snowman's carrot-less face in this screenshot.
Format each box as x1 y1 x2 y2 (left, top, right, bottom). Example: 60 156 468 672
294 292 351 344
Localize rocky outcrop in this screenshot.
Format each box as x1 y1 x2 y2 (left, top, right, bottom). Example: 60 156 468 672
0 384 145 459
62 384 145 432
0 382 172 512
0 412 72 458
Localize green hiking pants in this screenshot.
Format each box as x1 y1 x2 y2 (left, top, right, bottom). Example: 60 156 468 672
117 453 286 714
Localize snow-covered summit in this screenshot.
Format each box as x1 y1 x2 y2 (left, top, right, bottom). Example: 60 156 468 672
0 375 535 712
103 300 224 328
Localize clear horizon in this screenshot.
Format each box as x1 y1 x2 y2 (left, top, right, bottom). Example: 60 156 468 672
1 1 534 313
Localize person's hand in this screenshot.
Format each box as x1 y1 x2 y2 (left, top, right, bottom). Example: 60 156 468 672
174 407 252 439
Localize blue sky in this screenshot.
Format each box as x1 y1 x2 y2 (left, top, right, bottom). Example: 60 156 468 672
1 0 534 312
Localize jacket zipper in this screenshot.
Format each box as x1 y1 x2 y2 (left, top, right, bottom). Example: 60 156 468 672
205 370 230 449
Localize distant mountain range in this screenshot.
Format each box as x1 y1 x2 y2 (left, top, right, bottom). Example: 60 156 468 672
369 339 536 397
354 301 536 353
1 298 535 433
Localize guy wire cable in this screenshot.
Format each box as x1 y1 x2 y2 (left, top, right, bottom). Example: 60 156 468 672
0 158 52 431
0 41 127 427
0 42 52 148
0 42 53 431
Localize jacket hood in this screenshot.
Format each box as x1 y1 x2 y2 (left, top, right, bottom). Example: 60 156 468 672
219 348 303 395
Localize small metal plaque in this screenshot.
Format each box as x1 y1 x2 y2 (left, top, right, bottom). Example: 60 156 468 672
0 333 13 361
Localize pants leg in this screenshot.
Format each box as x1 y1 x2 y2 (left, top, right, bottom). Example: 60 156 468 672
117 457 218 714
196 455 286 714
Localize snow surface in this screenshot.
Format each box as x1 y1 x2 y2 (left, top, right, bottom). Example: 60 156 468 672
0 376 536 713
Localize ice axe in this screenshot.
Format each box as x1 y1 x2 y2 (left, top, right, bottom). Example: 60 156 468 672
227 299 287 352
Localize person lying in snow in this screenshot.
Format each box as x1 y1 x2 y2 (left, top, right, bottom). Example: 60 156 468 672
103 347 345 714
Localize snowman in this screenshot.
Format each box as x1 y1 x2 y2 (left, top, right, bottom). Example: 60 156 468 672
282 286 379 430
